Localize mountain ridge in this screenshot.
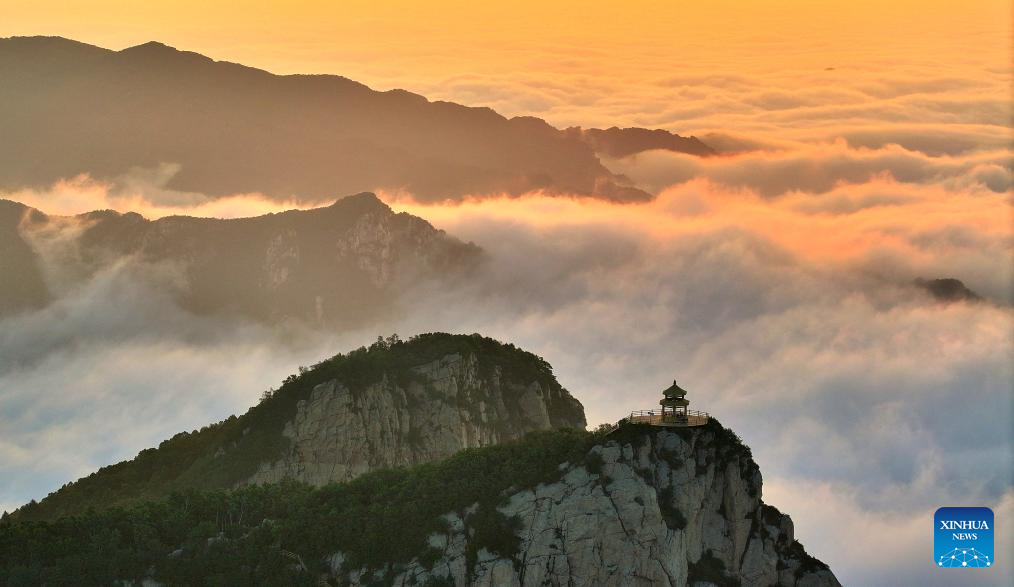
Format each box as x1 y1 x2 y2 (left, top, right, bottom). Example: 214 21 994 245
577 126 717 158
0 35 710 202
1 333 838 586
1 192 480 325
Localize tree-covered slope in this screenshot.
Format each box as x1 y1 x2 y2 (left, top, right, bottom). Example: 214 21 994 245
0 422 838 587
10 333 586 522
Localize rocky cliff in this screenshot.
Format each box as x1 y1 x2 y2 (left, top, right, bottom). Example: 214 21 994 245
4 335 838 586
13 333 586 522
2 422 839 586
247 349 587 486
332 423 840 587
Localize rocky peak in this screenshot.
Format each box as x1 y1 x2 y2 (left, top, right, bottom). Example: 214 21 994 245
1 372 838 587
14 333 586 521
247 345 587 486
332 422 840 586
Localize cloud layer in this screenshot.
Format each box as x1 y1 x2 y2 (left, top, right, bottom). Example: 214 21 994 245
4 166 328 220
605 143 1011 197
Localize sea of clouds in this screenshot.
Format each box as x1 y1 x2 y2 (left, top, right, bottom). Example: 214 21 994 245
3 173 1010 587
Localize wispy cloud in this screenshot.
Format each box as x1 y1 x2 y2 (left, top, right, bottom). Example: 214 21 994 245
3 166 326 219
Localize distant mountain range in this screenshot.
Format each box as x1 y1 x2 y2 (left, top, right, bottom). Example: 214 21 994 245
0 36 712 202
0 192 478 325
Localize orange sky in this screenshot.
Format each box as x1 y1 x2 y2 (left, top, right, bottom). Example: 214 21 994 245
2 1 1010 131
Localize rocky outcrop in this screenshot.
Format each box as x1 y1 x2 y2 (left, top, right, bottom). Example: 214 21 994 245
247 351 587 486
331 426 839 587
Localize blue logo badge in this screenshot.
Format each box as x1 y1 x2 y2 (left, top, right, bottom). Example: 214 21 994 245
935 507 994 568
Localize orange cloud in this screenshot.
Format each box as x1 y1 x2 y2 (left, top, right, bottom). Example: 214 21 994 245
603 142 1011 196
383 176 1011 288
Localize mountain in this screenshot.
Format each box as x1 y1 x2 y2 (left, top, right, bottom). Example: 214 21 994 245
0 36 709 202
0 423 839 586
1 336 838 586
11 333 587 522
915 277 982 303
2 192 479 325
577 126 718 158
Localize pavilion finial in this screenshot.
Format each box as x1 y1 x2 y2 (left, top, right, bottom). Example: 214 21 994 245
662 379 687 398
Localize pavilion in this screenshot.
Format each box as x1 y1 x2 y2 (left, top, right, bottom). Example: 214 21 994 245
628 380 709 427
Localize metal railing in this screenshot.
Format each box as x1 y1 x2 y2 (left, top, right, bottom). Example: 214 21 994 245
628 409 709 427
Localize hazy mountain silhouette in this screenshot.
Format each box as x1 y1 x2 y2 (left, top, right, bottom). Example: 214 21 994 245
915 277 982 303
2 193 479 326
0 36 710 202
577 126 716 158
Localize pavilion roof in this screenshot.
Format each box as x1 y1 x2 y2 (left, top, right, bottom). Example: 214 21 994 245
662 380 688 398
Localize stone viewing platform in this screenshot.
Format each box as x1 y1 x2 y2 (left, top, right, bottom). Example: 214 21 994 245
629 380 709 427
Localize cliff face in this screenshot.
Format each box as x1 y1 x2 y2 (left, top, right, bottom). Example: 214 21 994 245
248 351 587 486
2 420 839 587
335 426 839 587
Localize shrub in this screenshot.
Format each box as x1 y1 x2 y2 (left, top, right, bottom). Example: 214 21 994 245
688 549 741 587
584 452 605 475
657 487 687 530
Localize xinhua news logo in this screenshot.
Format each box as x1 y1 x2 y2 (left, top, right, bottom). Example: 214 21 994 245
935 507 994 568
